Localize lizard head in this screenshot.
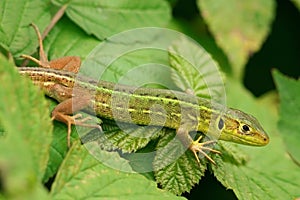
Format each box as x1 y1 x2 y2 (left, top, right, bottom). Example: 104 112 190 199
217 108 269 146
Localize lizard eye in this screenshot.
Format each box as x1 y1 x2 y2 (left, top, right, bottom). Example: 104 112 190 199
241 124 250 133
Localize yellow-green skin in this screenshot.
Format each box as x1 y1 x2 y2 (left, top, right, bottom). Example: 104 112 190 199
19 67 269 147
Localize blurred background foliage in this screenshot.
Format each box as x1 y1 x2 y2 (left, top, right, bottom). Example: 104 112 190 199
171 0 299 97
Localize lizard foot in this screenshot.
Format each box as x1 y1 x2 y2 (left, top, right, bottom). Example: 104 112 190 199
52 113 103 148
189 135 221 165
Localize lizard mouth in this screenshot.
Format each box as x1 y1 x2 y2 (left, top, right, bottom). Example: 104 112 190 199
220 131 269 146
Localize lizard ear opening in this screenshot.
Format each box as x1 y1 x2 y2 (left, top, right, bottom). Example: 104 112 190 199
218 117 224 130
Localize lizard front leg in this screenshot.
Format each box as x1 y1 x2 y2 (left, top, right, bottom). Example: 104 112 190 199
49 85 102 147
176 125 220 165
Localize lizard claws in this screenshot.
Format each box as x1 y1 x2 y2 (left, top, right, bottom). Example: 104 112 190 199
52 113 103 148
189 135 221 165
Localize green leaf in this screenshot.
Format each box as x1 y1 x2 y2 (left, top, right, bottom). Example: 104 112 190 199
93 49 174 87
291 0 300 11
0 0 52 56
50 141 184 200
52 0 171 40
79 28 184 87
43 16 99 60
213 141 248 166
211 78 300 199
41 100 69 183
197 0 275 79
0 55 51 198
168 36 225 103
166 14 232 75
273 70 300 165
212 156 300 199
154 131 207 195
122 141 159 175
82 119 165 153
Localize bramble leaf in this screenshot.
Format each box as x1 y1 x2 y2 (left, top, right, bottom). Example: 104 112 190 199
52 0 171 40
154 131 207 195
50 141 183 200
0 55 51 199
168 36 225 103
0 0 52 56
273 70 300 164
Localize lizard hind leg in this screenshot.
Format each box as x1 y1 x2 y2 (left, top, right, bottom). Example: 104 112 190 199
189 135 221 165
20 23 50 68
20 23 81 72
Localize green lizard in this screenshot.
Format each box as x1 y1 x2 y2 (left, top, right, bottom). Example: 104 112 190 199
19 24 269 164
